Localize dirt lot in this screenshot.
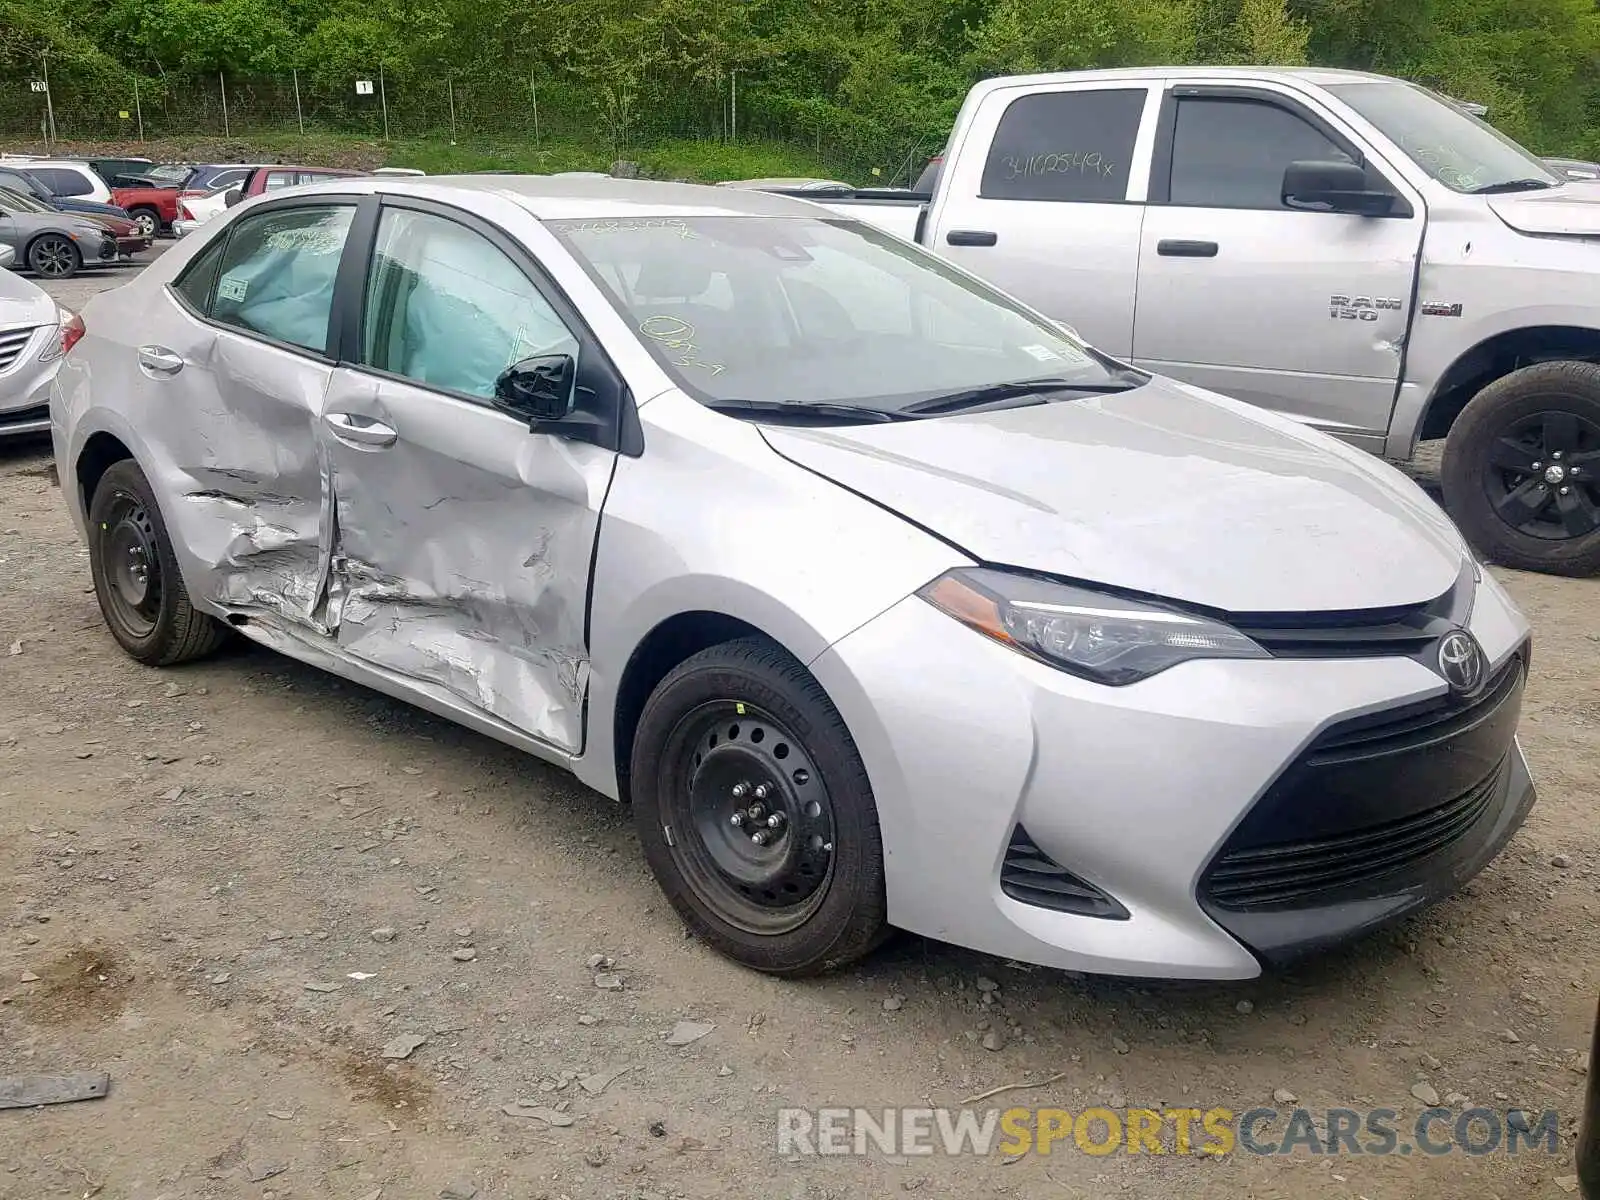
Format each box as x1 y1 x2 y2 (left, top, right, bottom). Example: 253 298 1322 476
1 253 1597 1200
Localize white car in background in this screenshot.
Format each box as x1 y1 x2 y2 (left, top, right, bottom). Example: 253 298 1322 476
172 187 233 237
1 266 69 437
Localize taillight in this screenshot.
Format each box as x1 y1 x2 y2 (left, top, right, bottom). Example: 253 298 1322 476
60 311 85 356
179 202 196 221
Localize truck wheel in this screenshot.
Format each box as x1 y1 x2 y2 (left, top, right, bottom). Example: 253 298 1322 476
630 638 889 976
129 207 159 238
1441 361 1600 576
88 460 231 665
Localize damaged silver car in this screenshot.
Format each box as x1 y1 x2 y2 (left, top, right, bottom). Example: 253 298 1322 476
53 178 1533 981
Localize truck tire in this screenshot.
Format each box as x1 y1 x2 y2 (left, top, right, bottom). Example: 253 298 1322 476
1441 361 1600 576
128 207 159 238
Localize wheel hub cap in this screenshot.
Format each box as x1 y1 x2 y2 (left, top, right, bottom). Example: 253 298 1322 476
1544 463 1568 484
1484 410 1600 541
98 497 162 632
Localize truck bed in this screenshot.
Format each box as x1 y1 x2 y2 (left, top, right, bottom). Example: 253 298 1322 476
755 187 930 242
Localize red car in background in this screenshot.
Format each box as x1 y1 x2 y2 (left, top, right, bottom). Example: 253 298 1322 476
223 164 365 208
108 184 182 239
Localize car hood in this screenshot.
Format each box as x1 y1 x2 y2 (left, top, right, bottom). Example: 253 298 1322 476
759 377 1467 614
1488 181 1600 236
0 266 58 322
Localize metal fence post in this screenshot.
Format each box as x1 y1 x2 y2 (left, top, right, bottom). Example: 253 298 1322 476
133 77 144 141
293 68 304 135
41 53 57 145
447 73 456 141
530 71 541 145
220 72 230 137
730 68 737 143
379 64 390 140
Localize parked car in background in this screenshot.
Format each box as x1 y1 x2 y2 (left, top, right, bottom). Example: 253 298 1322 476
793 66 1600 575
171 187 233 237
51 176 1534 980
175 163 262 196
717 177 855 193
222 164 366 208
88 157 156 186
0 166 132 224
109 182 183 238
0 188 148 258
0 265 67 437
19 160 113 205
0 191 118 278
1544 157 1600 182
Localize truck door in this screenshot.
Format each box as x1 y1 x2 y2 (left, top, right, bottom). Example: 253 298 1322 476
926 82 1160 358
1131 83 1425 448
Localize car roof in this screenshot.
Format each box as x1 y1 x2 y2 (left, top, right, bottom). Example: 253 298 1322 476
285 174 832 220
966 65 1402 94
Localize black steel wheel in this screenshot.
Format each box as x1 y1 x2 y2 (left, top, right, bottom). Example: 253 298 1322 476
87 460 230 665
28 234 80 279
631 638 888 976
1443 361 1600 576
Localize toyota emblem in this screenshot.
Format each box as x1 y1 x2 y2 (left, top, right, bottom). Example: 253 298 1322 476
1436 629 1486 695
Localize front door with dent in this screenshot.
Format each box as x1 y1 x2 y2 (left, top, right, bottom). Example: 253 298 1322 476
319 201 616 754
1132 87 1424 443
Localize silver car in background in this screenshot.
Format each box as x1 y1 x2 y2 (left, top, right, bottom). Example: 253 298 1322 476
51 178 1534 979
1 266 67 436
0 191 119 279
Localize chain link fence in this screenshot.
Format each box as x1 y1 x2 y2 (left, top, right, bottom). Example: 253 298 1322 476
0 64 932 182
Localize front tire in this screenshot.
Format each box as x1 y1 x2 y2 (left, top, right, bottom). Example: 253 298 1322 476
129 208 159 238
28 234 81 279
630 638 889 976
87 460 230 665
1441 361 1600 577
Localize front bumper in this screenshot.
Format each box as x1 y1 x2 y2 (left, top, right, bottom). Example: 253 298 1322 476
172 219 202 238
811 568 1533 979
116 235 151 257
1 324 61 438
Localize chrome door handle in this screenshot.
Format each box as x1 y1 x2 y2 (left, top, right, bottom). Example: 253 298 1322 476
137 345 184 375
324 412 398 448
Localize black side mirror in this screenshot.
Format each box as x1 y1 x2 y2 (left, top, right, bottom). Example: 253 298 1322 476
494 354 576 423
223 188 243 208
1283 160 1396 216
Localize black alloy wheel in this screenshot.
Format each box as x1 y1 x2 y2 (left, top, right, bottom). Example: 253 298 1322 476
28 234 80 278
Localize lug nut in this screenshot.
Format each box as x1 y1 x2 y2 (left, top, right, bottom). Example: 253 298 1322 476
753 784 770 800
766 813 784 829
1561 486 1571 495
731 782 749 799
752 830 770 846
1553 450 1563 459
730 813 744 827
1533 461 1542 470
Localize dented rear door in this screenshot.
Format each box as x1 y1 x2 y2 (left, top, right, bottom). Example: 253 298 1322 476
150 199 358 630
316 201 614 755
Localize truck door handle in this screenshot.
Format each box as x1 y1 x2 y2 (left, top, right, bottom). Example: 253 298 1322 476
1157 239 1219 258
946 229 998 247
323 412 398 448
136 345 184 376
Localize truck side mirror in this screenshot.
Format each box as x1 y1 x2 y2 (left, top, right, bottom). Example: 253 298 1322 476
223 188 243 209
1283 160 1396 216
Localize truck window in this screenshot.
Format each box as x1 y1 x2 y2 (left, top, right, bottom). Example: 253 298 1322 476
1167 97 1350 210
980 89 1145 203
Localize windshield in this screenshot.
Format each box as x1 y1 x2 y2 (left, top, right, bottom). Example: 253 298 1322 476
1325 81 1559 194
548 216 1119 412
0 187 53 215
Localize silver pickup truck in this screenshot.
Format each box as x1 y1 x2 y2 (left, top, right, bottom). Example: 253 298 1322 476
805 66 1600 576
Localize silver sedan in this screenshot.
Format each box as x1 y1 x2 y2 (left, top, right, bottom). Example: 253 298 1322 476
0 266 66 436
50 177 1534 979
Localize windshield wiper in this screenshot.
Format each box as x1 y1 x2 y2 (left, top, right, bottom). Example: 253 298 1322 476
702 398 907 424
901 376 1137 416
1469 178 1556 195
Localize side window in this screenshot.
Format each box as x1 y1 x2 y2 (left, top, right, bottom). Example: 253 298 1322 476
264 171 298 192
210 204 354 353
33 168 92 197
981 89 1146 202
1169 97 1351 210
361 207 579 400
171 235 228 313
211 169 248 190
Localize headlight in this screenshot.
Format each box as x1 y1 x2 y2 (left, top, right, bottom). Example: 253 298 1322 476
918 568 1268 686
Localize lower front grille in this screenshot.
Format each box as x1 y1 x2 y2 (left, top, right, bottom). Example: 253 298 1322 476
1206 765 1503 908
0 403 48 428
1001 826 1127 919
0 326 36 372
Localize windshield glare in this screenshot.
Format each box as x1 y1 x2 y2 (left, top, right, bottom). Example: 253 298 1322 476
1326 81 1558 193
549 216 1117 412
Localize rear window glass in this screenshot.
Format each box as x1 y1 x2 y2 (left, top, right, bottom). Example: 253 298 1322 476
30 167 93 197
981 89 1146 203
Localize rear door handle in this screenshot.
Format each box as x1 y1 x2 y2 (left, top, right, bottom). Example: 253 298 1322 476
1157 239 1219 258
946 229 998 247
137 345 184 376
323 412 398 448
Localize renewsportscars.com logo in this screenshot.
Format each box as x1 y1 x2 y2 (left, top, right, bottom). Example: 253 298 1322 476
777 1105 1562 1158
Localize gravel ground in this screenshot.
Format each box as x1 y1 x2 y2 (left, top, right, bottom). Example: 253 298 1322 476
1 250 1597 1200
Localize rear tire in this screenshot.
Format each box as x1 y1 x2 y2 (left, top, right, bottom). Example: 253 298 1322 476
630 637 889 976
129 207 159 238
87 460 230 665
1441 361 1600 577
27 234 80 279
